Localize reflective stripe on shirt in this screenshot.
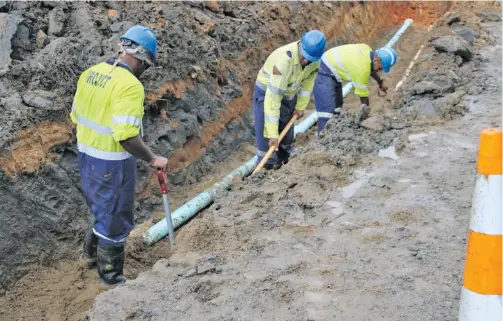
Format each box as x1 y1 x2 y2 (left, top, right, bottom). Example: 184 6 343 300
76 113 113 136
112 115 141 127
78 142 131 160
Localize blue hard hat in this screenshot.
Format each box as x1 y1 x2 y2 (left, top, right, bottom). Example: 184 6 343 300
120 25 157 63
376 47 398 73
299 30 326 62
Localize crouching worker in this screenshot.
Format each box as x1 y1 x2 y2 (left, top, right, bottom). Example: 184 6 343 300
71 25 168 286
253 30 326 169
313 44 398 135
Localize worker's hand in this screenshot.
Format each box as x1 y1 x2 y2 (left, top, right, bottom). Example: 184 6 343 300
293 110 304 119
268 138 279 151
378 82 388 97
151 155 168 169
379 81 388 92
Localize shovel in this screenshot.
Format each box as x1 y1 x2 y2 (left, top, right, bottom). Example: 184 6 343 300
252 115 298 175
156 167 175 249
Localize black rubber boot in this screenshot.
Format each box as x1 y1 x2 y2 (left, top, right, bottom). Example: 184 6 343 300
97 243 127 286
277 149 290 167
79 228 98 269
264 163 282 170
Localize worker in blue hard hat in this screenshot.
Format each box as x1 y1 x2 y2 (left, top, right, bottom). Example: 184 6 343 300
313 44 398 135
253 30 326 169
71 25 168 286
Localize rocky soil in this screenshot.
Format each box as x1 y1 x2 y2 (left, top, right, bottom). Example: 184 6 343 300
0 0 453 293
86 4 502 321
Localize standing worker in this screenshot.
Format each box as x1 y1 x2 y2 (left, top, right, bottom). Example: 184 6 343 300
71 25 168 286
313 44 398 135
253 30 326 169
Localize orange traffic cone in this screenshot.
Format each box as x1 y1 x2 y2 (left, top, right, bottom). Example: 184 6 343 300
459 128 502 321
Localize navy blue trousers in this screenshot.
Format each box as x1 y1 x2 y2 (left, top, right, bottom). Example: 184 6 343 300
253 85 297 165
78 152 136 246
313 60 344 135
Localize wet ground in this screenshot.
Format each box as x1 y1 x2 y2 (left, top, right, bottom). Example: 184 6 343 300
86 8 502 321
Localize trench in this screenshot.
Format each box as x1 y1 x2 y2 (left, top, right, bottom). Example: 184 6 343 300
0 1 472 320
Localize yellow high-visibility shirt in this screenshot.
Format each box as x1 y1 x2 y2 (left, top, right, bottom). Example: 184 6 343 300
256 41 320 139
321 44 373 98
70 61 144 160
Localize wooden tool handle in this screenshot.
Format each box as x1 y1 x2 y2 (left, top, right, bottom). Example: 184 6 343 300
252 115 298 175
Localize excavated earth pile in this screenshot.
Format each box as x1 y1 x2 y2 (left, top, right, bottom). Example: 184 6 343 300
0 0 451 294
86 3 502 321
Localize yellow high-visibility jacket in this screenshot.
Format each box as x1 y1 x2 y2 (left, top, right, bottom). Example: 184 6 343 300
321 44 373 98
71 61 144 160
256 41 320 139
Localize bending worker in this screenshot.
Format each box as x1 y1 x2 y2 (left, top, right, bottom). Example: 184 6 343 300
253 30 326 169
71 25 168 286
313 44 398 135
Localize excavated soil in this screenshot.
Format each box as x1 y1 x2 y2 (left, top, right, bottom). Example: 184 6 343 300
86 3 502 321
0 1 501 321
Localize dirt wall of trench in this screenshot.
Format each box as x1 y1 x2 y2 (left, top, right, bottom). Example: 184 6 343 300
0 1 452 290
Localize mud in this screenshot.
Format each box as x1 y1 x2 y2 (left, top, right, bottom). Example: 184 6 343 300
87 4 502 321
0 0 454 292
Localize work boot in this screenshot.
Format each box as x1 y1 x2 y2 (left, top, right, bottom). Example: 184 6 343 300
333 107 342 119
79 229 98 269
97 243 127 286
277 152 290 167
264 163 282 170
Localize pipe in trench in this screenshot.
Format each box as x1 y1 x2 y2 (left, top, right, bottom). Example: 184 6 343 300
144 18 415 246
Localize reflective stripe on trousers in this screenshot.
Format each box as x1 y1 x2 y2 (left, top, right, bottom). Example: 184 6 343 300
78 152 136 245
253 85 296 165
313 60 344 136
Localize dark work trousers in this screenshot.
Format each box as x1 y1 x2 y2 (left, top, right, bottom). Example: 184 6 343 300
313 60 344 136
253 84 297 166
78 152 136 246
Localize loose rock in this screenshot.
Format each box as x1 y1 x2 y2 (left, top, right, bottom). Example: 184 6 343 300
454 27 479 45
412 81 441 95
361 116 384 132
478 11 501 22
431 35 473 61
22 90 56 108
36 29 48 49
48 7 66 36
0 14 23 70
418 99 437 116
11 23 33 61
443 11 460 26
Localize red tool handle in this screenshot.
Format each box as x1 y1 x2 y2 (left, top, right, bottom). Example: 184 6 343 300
156 167 168 194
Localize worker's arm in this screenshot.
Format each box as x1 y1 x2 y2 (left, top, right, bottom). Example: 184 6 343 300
111 84 166 166
263 61 290 139
295 66 318 112
120 135 155 162
370 70 383 87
